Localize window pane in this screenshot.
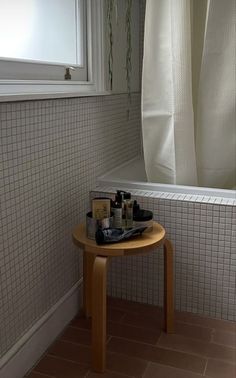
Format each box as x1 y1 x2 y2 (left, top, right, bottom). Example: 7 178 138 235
0 0 82 65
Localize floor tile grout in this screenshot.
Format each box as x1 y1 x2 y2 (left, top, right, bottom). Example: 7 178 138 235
108 336 236 367
69 318 236 350
119 311 129 323
46 351 90 367
25 299 236 378
203 358 209 377
141 360 151 378
56 330 235 362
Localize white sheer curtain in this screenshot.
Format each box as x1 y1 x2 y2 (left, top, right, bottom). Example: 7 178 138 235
142 0 236 189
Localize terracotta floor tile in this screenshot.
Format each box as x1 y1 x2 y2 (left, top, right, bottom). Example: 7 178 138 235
175 322 213 342
48 340 91 366
25 299 236 378
175 311 236 333
33 355 89 378
158 333 209 355
26 373 54 378
107 308 127 322
70 316 91 330
205 358 236 378
70 308 126 331
212 329 236 348
66 318 161 346
143 362 204 378
158 333 236 363
107 297 162 317
107 321 161 345
107 337 206 374
121 310 163 330
206 342 236 364
107 297 145 312
60 326 91 345
107 351 148 377
122 311 213 342
87 371 131 378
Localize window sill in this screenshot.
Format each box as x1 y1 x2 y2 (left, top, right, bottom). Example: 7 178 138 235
0 80 111 102
0 90 111 103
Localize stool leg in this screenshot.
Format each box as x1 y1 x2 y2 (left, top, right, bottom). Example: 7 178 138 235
164 239 174 333
83 252 95 317
92 256 108 373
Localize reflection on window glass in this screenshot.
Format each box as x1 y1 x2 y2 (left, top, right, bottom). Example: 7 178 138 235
0 0 82 65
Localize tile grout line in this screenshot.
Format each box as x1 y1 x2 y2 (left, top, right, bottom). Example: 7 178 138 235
155 331 163 346
109 304 236 331
150 339 236 363
25 300 236 376
107 348 152 368
141 360 151 378
112 315 222 342
174 319 235 331
107 335 211 359
119 312 129 323
29 372 55 378
210 328 216 343
106 335 112 344
203 358 209 376
176 320 216 332
46 351 90 368
108 319 162 332
116 339 221 367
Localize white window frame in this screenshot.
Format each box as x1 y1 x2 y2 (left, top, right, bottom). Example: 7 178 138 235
0 0 108 102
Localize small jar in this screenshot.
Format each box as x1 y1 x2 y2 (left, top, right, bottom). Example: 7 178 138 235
86 211 114 240
133 209 153 232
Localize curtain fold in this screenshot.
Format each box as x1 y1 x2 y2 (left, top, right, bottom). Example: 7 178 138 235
142 0 236 189
196 0 236 189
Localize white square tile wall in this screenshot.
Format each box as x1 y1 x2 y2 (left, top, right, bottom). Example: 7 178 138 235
91 189 236 321
0 0 147 360
0 94 141 358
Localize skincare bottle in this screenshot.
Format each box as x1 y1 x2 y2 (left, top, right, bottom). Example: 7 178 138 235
117 190 125 213
123 192 133 229
133 200 140 215
111 193 122 228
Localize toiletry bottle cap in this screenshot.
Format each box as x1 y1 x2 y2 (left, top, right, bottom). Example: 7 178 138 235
123 192 131 200
117 190 126 197
115 193 122 203
133 200 140 213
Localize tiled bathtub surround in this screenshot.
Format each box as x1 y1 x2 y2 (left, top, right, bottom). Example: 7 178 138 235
0 94 141 358
91 188 236 322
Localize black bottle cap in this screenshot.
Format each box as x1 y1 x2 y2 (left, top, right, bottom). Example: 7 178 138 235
115 193 122 203
117 190 124 196
133 200 140 213
123 192 131 200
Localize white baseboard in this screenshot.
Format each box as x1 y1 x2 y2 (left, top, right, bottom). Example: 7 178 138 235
0 279 83 378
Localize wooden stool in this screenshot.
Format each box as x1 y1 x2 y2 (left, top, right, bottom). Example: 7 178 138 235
72 221 174 373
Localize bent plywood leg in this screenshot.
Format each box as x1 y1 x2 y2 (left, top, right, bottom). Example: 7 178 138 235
92 256 108 372
164 239 174 333
83 252 95 317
